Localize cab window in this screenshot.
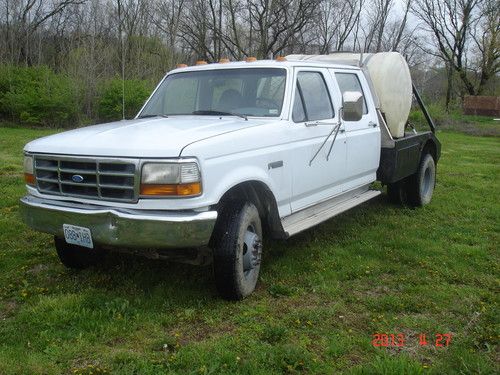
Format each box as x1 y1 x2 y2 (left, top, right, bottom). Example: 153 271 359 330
335 72 368 114
293 71 334 122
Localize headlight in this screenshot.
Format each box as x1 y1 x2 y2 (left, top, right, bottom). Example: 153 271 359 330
140 161 201 197
23 155 35 186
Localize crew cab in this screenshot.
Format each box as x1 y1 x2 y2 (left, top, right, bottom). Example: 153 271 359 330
20 55 440 300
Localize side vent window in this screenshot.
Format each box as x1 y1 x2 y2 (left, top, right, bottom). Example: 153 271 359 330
292 86 307 123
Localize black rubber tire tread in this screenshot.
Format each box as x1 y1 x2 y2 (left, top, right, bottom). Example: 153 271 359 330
212 200 262 300
54 236 103 269
406 153 436 207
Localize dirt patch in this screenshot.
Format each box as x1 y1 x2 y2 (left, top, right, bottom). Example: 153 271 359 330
352 285 394 299
0 300 18 319
170 319 236 345
438 120 499 137
27 264 49 275
70 359 110 375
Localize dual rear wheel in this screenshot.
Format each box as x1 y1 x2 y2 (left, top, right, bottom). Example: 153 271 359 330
387 152 436 207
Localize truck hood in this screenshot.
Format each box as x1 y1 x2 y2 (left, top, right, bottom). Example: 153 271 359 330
24 116 266 158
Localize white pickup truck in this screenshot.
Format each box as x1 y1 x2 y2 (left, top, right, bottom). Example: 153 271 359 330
20 53 440 300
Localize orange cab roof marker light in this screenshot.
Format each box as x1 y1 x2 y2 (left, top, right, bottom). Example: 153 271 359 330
219 58 230 63
195 60 207 65
245 57 257 62
276 56 287 62
176 63 188 68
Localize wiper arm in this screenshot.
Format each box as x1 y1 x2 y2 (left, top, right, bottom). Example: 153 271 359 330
137 114 168 119
309 123 341 166
192 110 247 121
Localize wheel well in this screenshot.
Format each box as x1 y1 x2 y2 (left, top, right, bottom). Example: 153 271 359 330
422 139 437 162
214 181 285 239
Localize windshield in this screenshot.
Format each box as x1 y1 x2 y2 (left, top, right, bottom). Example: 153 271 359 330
139 68 286 118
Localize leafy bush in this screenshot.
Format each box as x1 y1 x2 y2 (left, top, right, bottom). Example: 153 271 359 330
0 65 80 127
97 78 153 121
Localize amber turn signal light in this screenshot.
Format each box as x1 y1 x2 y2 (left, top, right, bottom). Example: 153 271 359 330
24 173 35 186
140 182 201 196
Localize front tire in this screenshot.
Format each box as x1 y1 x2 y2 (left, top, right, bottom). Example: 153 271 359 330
212 201 263 300
54 236 103 269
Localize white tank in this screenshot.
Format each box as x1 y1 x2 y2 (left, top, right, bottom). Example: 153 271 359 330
286 52 412 138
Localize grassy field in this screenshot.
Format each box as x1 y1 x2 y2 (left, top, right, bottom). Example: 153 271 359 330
0 125 498 374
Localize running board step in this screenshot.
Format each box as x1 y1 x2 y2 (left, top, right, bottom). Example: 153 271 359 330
282 189 381 237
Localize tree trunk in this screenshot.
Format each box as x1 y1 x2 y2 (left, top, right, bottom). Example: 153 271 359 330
445 64 453 113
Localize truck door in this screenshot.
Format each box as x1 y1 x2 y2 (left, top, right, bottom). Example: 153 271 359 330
289 68 347 212
331 70 380 191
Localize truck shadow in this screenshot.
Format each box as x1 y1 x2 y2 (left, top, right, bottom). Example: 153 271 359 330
83 193 389 305
263 194 388 266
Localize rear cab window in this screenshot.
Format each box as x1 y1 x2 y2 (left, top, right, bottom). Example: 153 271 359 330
335 72 368 115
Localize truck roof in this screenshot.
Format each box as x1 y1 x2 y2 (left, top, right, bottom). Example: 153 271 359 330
169 59 362 74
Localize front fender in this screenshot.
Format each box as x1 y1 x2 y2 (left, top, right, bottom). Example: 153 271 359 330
203 163 280 207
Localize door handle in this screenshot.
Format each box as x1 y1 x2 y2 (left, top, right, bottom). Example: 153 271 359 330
305 121 339 127
368 121 378 128
340 128 345 133
305 121 319 127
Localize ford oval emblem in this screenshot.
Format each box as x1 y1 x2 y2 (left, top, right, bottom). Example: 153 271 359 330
72 174 84 183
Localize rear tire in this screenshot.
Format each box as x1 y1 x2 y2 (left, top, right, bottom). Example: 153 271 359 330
212 201 263 300
54 236 103 269
406 153 436 207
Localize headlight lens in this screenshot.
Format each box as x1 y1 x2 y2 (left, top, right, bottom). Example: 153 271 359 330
141 163 181 184
23 155 35 186
140 162 201 196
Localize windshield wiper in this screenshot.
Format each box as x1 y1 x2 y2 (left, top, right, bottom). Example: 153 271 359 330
192 110 247 121
137 114 168 119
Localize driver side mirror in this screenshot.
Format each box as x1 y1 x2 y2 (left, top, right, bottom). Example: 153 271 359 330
342 91 364 122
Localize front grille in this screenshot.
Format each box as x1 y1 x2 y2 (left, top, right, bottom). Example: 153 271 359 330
34 156 138 202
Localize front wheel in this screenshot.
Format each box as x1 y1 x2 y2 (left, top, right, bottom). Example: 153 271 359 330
212 201 263 300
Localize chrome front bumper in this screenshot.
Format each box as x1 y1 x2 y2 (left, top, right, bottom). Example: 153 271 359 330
20 195 217 249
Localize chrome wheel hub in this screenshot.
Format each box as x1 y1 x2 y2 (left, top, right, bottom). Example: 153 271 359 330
243 228 262 273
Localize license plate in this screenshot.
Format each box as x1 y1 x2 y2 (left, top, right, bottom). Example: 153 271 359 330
63 224 94 249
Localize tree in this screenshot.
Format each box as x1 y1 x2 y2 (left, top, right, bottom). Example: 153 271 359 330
2 0 85 65
412 0 497 108
362 0 393 52
314 0 363 54
470 0 500 94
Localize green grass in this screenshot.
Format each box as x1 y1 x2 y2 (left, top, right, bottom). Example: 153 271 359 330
409 105 499 137
0 125 498 374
